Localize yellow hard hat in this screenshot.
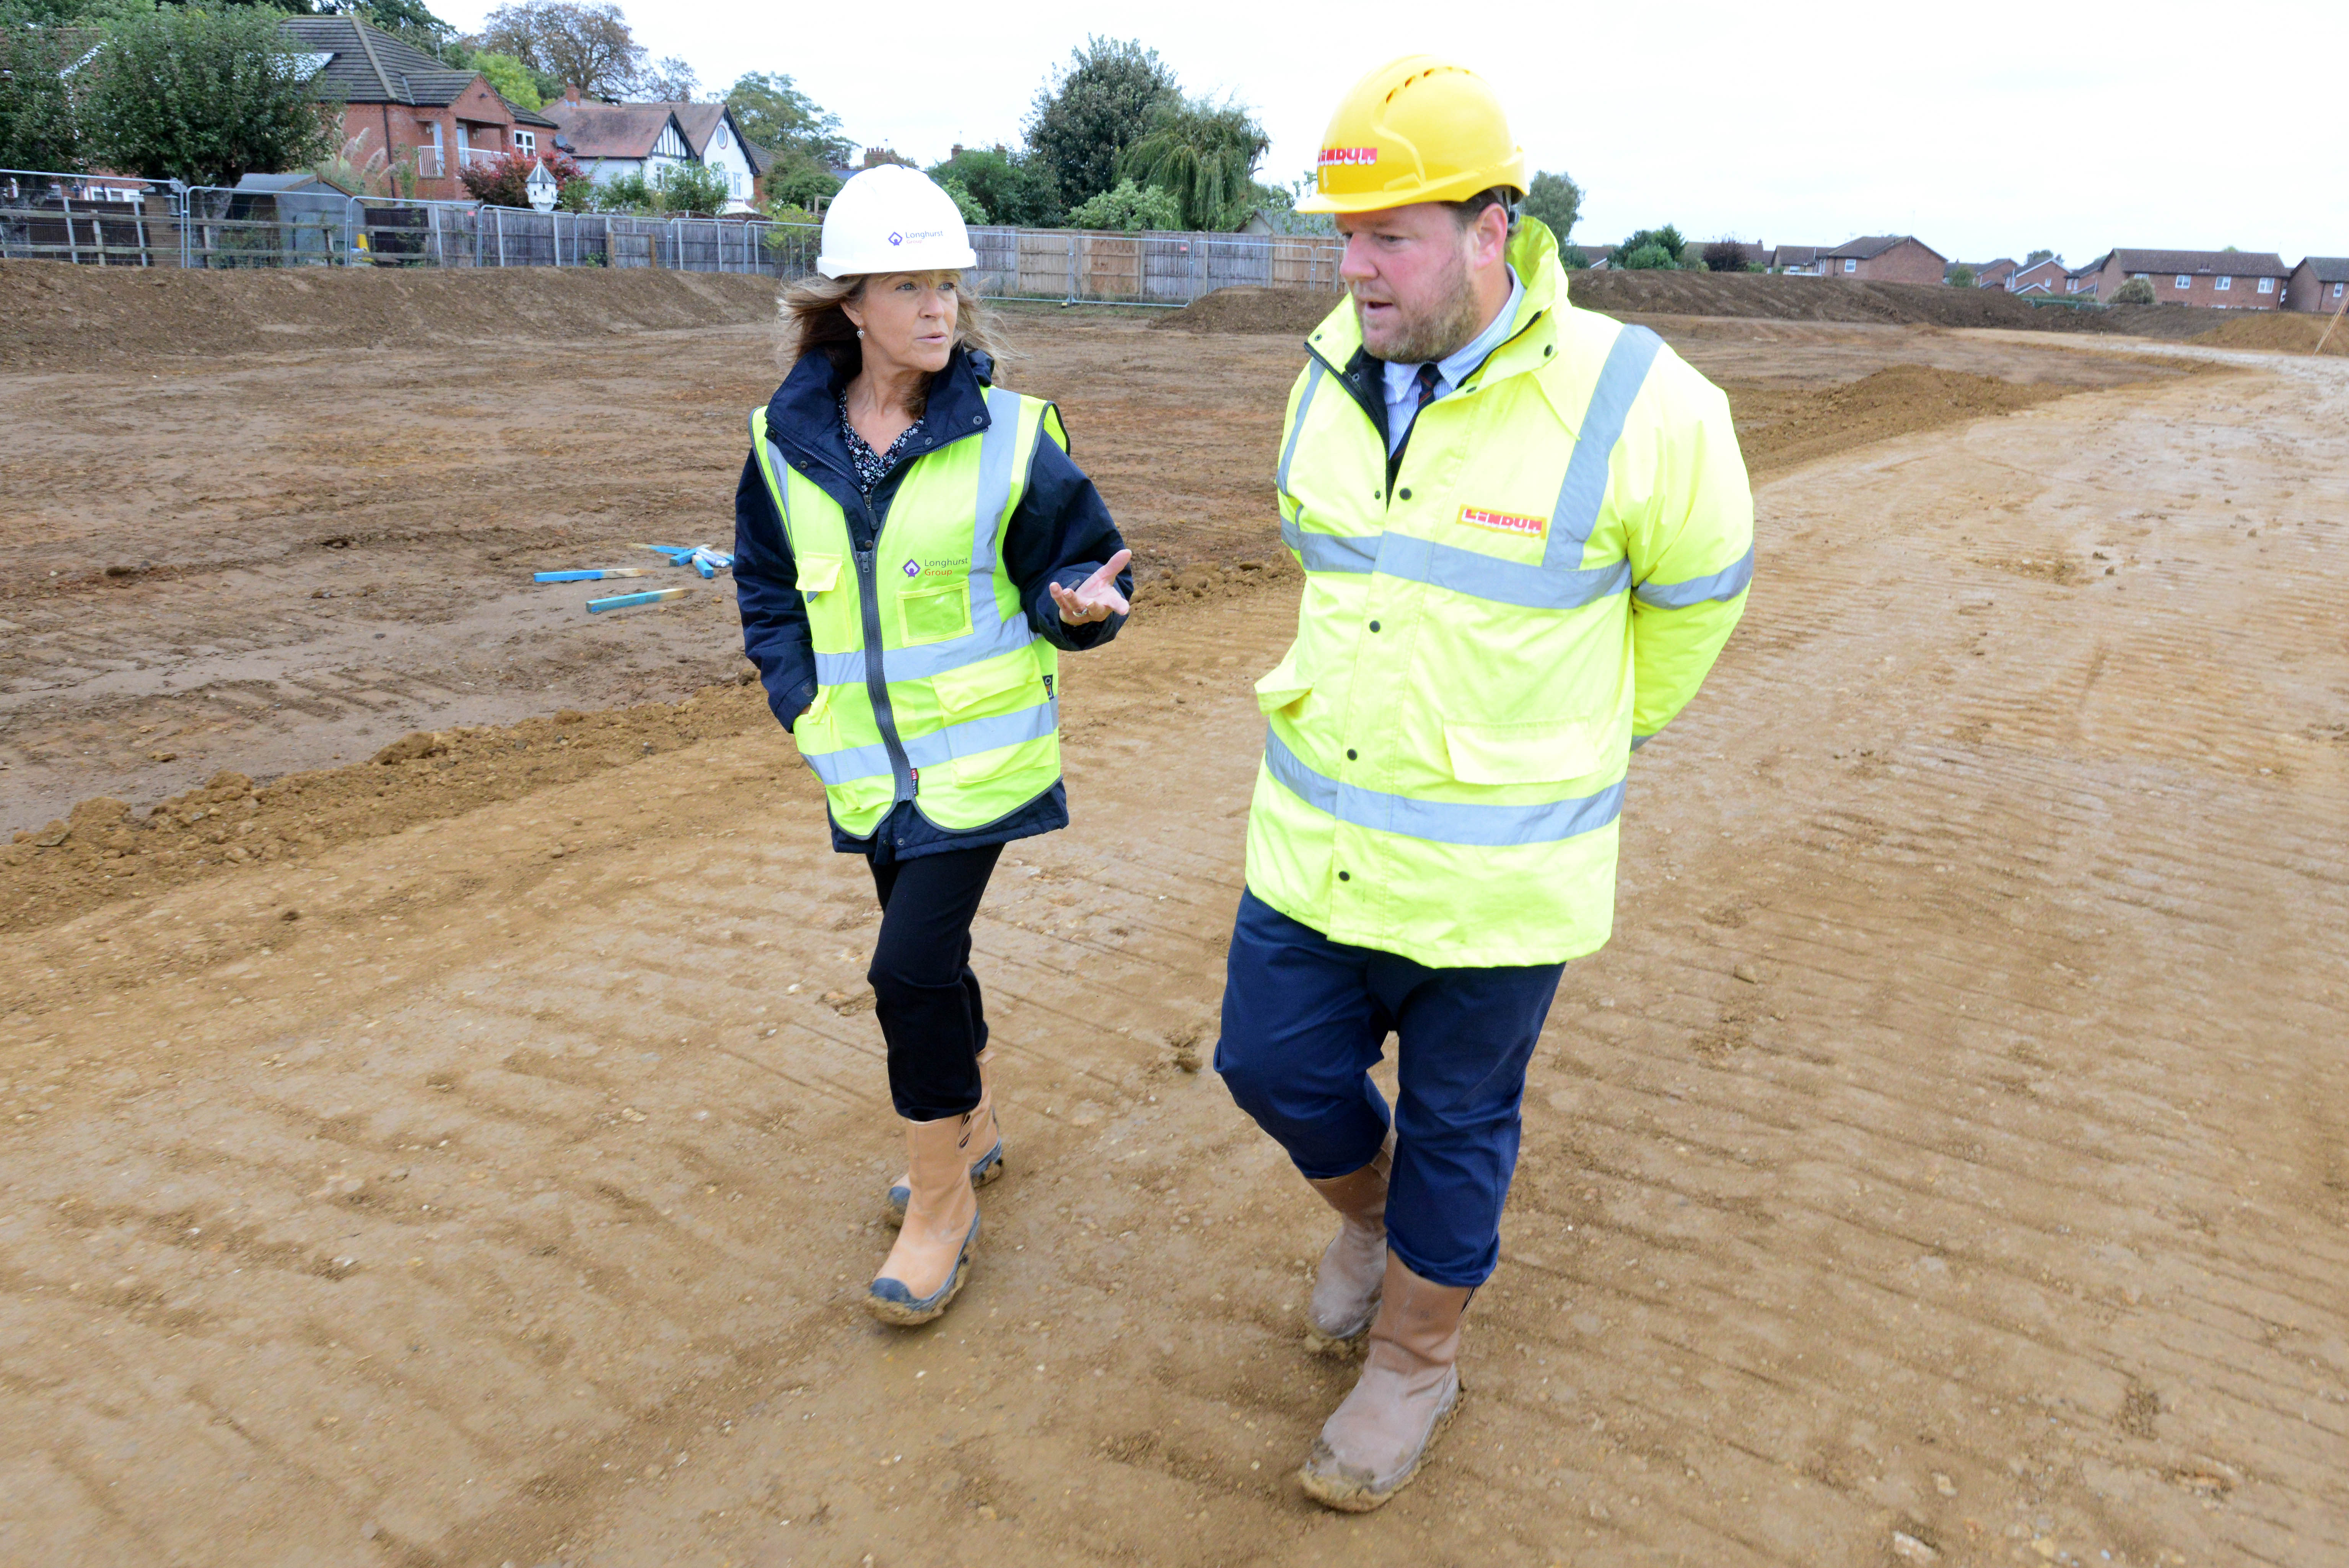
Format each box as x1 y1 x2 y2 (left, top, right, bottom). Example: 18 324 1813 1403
1295 56 1527 215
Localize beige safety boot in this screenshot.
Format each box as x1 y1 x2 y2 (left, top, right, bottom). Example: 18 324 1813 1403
885 1047 1003 1227
1299 1254 1471 1512
865 1111 983 1327
1302 1129 1394 1356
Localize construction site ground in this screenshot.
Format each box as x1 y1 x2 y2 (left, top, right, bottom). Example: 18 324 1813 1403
3 271 2344 1568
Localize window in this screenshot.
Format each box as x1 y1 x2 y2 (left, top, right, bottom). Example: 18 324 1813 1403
715 125 728 149
2257 277 2273 294
513 129 536 154
2175 275 2191 289
1842 257 1857 273
2131 272 2149 280
2335 282 2346 299
2215 275 2231 290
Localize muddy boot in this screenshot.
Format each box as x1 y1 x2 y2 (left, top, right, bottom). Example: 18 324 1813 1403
865 1112 983 1327
885 1048 1003 1227
1302 1128 1394 1356
1299 1254 1471 1512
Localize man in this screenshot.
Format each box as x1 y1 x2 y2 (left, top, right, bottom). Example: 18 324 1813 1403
1214 56 1753 1512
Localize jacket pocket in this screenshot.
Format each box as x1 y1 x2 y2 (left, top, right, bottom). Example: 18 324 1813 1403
897 579 972 646
796 555 842 596
1254 648 1312 716
932 653 1042 719
1442 717 1604 785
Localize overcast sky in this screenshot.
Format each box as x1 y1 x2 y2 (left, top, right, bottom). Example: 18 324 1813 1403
442 0 2342 264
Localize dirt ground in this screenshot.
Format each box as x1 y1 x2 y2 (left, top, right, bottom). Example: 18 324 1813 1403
2 273 2346 1568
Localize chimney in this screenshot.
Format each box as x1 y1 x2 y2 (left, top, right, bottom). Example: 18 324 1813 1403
950 143 964 160
563 83 583 104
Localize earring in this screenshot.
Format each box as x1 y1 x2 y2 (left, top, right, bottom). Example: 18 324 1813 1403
856 329 865 338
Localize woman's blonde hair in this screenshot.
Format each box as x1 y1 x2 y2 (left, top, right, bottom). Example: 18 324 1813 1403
776 270 1011 411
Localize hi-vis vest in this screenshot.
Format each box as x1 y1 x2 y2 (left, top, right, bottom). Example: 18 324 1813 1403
750 387 1063 837
1248 220 1755 969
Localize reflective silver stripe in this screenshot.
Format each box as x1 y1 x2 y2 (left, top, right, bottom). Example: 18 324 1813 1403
1262 728 1624 848
805 699 1059 787
814 610 1037 687
1541 325 1662 567
1277 360 1326 499
763 438 794 531
973 387 1022 567
1374 535 1628 612
1633 542 1754 609
1281 517 1626 607
1629 732 1654 751
1282 516 1380 574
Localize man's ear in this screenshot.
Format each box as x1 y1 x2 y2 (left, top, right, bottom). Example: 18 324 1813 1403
1474 203 1510 269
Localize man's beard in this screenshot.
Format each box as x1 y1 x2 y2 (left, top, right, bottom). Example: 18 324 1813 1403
1354 247 1487 364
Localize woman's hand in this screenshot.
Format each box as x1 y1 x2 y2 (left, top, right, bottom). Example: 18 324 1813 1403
1050 549 1133 625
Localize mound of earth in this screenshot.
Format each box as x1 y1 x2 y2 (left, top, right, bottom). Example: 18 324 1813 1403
1156 273 2221 340
0 259 780 370
1727 363 2075 476
1149 284 1341 335
2188 311 2348 355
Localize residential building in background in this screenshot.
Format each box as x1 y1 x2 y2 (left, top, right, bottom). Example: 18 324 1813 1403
2006 256 2067 296
540 95 694 191
666 104 764 208
281 16 557 202
2071 249 2289 308
1764 244 1827 275
1952 257 2017 288
1817 236 1947 284
2284 257 2349 313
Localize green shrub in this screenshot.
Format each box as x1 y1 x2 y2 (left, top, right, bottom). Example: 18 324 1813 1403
1947 265 1976 288
1066 177 1179 231
1620 242 1677 270
2110 276 2155 305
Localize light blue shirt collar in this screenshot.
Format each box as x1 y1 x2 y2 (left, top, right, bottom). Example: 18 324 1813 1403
1380 265 1524 453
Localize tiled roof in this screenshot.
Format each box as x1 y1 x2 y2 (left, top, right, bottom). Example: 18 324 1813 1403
2104 248 2289 277
538 101 687 160
2292 256 2349 283
1824 234 1947 263
280 16 469 107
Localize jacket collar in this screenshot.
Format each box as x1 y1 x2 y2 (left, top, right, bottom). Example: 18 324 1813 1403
762 342 997 474
1303 215 1568 394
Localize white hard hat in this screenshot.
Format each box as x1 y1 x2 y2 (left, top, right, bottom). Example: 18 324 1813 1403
817 165 977 279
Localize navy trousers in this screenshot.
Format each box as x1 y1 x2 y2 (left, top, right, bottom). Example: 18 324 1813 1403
1215 889 1565 1288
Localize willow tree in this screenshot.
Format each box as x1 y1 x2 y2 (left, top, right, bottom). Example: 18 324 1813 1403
1117 95 1268 233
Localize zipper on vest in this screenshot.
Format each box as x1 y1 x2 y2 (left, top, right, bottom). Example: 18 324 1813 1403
852 540 918 802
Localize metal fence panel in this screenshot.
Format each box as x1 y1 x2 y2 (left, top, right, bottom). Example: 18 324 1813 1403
2 170 176 267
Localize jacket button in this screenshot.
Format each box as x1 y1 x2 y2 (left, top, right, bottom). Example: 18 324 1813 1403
1372 489 1382 499
972 415 983 425
1367 620 1380 632
1337 870 1351 882
1398 487 1412 500
1346 748 1358 760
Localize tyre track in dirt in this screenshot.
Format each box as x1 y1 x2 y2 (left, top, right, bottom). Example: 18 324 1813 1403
2 347 2345 1567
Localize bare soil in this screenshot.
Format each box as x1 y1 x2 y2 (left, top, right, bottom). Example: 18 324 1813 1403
3 270 2345 1568
2189 310 2349 355
1156 275 2227 339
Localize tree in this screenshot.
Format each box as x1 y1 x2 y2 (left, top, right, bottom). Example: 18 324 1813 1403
933 174 985 224
2110 276 2156 305
1520 169 1580 243
342 0 457 52
724 71 848 164
457 145 585 206
594 158 729 215
633 55 697 101
1066 177 1178 232
85 7 343 186
1024 36 1177 211
1701 238 1752 273
1612 225 1686 268
765 159 840 210
1947 264 1976 288
1116 94 1266 231
928 145 1060 228
470 50 545 111
0 28 83 173
2025 247 2053 265
1619 242 1677 270
474 1 640 99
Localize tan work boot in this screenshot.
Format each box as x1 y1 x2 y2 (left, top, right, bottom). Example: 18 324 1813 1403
1299 1254 1471 1512
885 1048 1003 1227
865 1111 983 1327
1302 1128 1394 1356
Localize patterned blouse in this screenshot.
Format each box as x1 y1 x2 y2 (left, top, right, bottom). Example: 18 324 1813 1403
840 398 928 497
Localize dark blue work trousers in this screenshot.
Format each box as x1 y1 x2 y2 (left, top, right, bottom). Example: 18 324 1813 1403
1215 890 1566 1288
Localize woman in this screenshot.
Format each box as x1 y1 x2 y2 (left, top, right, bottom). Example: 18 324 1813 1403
734 165 1133 1327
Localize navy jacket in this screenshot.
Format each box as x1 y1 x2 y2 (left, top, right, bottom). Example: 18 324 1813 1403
735 343 1132 861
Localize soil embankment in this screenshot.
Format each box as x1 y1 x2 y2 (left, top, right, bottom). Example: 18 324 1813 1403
0 259 781 369
2189 310 2349 355
1157 274 2224 339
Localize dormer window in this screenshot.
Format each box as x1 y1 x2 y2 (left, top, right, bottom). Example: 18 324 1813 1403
513 129 536 154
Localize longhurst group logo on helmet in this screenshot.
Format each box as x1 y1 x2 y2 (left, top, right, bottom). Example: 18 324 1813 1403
1318 146 1378 167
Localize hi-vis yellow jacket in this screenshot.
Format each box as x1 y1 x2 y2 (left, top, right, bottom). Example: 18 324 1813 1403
749 390 1065 838
1246 218 1753 968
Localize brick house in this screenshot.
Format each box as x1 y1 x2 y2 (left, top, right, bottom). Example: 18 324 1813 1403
2072 249 2290 308
2284 257 2349 313
1818 235 1947 283
2006 256 2067 295
1953 257 2017 288
1766 244 1826 275
281 18 558 202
